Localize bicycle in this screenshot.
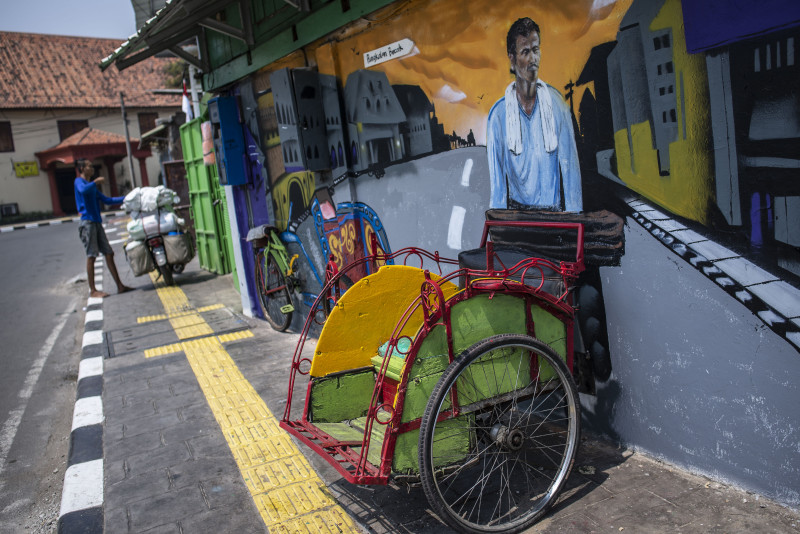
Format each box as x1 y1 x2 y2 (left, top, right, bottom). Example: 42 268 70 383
247 224 298 331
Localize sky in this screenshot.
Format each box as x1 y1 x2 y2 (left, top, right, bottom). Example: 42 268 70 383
0 0 138 39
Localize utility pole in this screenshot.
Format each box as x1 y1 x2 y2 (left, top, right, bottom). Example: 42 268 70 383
120 91 137 186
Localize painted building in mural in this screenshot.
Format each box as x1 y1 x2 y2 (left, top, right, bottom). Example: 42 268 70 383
99 0 799 510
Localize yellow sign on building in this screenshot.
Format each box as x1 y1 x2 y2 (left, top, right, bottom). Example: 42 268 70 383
14 161 39 177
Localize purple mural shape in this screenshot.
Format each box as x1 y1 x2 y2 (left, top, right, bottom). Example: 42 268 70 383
682 0 800 53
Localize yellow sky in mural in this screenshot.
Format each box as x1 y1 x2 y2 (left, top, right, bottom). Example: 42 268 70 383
328 0 633 145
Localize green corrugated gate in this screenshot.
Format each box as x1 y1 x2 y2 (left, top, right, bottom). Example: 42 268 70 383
179 117 238 289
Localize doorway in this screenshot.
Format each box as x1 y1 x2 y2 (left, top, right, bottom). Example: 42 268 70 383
55 167 78 214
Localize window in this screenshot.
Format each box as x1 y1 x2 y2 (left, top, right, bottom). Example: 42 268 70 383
138 112 158 134
0 122 13 152
653 37 661 51
665 61 674 74
659 87 665 96
57 119 88 141
662 35 670 48
670 109 677 122
657 64 662 75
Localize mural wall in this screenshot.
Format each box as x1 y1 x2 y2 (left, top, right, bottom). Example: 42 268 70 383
240 0 800 280
225 0 800 505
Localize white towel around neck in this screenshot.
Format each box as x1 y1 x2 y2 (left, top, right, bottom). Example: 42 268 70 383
505 80 557 155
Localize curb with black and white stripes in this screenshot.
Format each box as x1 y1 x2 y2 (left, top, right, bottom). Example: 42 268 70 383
57 260 106 533
0 211 125 234
0 217 81 233
626 196 800 352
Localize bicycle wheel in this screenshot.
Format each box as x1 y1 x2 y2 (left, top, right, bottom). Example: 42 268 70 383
158 263 175 286
256 251 293 331
419 334 580 533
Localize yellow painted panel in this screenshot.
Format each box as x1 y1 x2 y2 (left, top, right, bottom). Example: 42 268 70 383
613 0 713 225
309 265 460 377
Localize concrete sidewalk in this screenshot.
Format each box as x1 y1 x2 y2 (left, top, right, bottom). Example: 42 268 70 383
92 230 800 533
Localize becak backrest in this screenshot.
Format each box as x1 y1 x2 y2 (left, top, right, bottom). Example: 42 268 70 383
485 209 625 267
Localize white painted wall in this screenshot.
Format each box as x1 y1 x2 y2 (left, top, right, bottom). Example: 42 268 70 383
0 107 178 214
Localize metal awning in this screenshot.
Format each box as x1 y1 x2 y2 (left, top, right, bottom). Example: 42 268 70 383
101 0 395 90
101 0 236 72
138 123 169 148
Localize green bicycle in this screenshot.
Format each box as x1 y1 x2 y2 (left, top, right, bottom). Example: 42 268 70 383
247 225 297 331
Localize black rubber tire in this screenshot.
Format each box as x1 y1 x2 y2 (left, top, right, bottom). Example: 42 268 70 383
256 251 293 331
158 263 175 286
418 334 581 533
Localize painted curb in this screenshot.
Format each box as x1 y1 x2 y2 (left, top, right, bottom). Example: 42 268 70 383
58 262 107 533
0 211 125 233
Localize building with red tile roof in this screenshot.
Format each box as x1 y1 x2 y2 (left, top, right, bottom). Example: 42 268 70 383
0 31 181 217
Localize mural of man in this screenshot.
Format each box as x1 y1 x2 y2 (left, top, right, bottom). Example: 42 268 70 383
487 17 582 212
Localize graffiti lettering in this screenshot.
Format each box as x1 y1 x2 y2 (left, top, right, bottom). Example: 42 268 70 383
329 233 343 269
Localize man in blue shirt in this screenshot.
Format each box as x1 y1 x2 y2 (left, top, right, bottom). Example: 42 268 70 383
74 158 132 298
487 17 582 212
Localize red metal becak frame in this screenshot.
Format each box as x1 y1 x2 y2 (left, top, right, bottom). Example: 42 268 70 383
279 220 586 486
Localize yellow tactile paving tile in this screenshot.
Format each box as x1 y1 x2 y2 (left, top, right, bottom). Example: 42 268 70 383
138 304 226 324
254 480 340 526
225 419 284 447
269 506 357 534
146 282 360 533
217 330 255 343
138 314 168 323
197 303 226 313
144 343 184 359
241 455 316 493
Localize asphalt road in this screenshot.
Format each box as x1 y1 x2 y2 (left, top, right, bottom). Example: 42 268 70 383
0 222 90 533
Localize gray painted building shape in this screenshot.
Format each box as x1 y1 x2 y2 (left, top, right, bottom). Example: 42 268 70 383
393 84 434 158
344 70 406 172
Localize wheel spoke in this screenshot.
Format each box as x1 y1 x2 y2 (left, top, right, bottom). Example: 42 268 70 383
420 335 580 532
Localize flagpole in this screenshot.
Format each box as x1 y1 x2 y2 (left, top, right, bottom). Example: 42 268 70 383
189 64 200 119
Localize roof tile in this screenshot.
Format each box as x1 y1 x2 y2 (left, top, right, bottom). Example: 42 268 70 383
0 31 180 109
53 127 136 149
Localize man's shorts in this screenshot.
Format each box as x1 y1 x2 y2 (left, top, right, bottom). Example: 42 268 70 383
78 220 114 258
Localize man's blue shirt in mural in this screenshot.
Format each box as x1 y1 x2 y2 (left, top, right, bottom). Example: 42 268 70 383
486 83 583 212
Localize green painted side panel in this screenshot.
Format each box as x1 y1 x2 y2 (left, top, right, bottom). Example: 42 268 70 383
308 295 568 473
309 368 375 423
397 294 567 423
531 304 568 381
370 354 404 382
217 186 238 289
392 415 474 475
400 294 527 423
179 118 234 276
315 417 387 469
203 0 398 91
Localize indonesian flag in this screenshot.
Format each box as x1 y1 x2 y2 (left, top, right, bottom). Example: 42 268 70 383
182 80 194 120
